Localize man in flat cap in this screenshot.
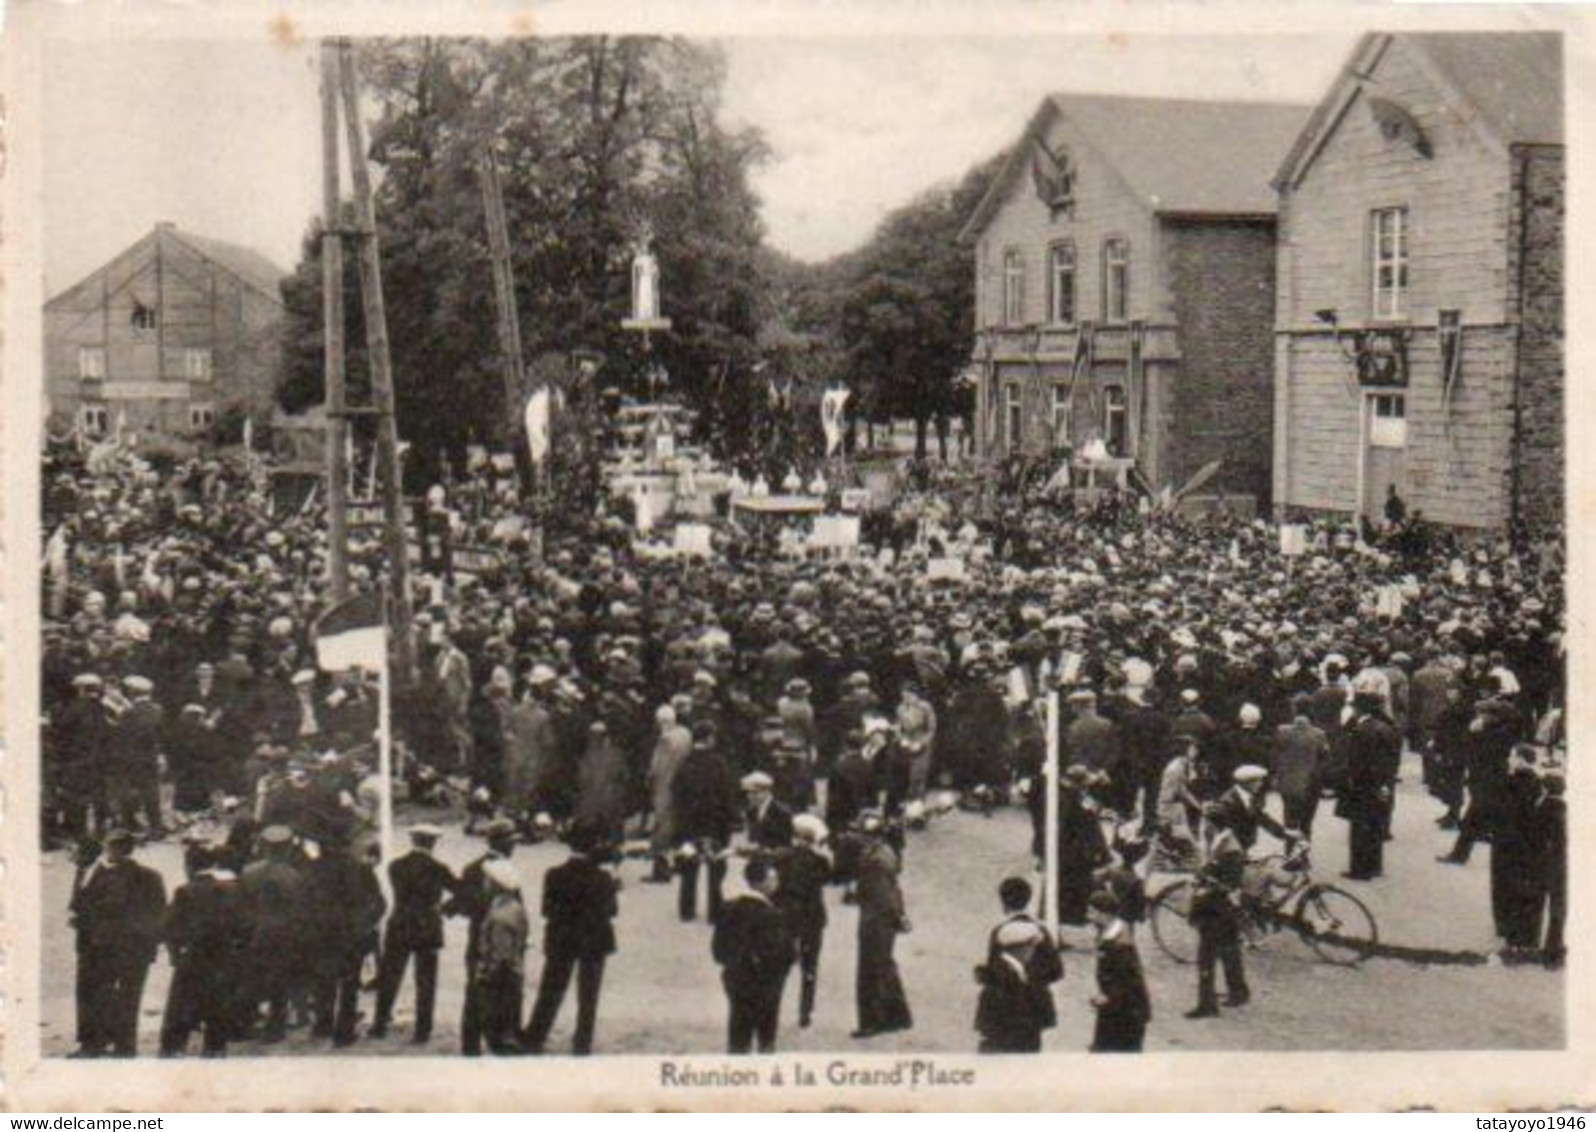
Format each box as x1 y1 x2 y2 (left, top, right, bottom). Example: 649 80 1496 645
112 674 165 837
741 771 794 852
70 827 167 1057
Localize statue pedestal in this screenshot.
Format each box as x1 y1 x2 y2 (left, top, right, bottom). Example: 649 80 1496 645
622 317 673 333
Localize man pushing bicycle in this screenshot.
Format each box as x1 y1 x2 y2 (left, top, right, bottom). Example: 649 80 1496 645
1185 765 1304 1019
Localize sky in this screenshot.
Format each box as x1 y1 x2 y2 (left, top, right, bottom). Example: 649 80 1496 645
41 34 1356 294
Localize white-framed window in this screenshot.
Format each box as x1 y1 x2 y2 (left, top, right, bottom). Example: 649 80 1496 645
1002 248 1025 326
1369 392 1407 448
1371 207 1409 320
189 403 216 432
79 404 109 437
184 348 213 380
1004 383 1024 450
1103 385 1129 455
1102 238 1129 322
1048 242 1076 325
78 347 106 380
1050 384 1072 446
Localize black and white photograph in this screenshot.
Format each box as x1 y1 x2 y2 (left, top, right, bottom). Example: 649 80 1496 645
2 0 1587 1112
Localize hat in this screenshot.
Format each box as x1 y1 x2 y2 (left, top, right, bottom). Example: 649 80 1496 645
104 827 136 847
260 825 294 846
784 678 811 697
291 669 317 687
482 858 520 891
409 823 443 842
740 771 774 791
1238 703 1262 726
124 674 154 694
1234 765 1269 784
792 814 829 844
528 664 558 685
72 673 104 689
995 919 1045 949
480 818 517 841
1180 689 1200 705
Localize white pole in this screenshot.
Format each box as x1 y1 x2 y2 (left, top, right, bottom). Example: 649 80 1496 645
378 633 395 868
1043 689 1061 932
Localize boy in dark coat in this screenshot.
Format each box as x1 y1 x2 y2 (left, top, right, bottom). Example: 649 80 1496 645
974 876 1062 1053
1088 890 1151 1052
777 814 833 1028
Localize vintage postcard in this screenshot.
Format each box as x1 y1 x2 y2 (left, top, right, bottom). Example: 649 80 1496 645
2 0 1592 1112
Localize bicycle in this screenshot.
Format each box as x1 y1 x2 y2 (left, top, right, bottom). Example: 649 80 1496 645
1148 843 1379 967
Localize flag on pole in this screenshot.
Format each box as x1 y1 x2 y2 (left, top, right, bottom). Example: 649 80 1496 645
821 386 851 456
525 387 552 466
314 590 388 672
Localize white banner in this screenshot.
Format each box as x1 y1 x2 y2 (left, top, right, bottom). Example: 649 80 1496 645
524 388 552 466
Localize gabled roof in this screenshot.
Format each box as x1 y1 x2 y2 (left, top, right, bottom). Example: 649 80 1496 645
46 223 288 309
166 226 290 302
1274 32 1562 190
960 93 1311 241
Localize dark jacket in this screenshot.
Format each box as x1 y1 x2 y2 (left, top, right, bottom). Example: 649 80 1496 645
165 873 247 971
541 855 619 960
775 845 831 934
386 850 457 950
712 893 793 995
673 746 741 845
71 858 168 962
745 799 795 850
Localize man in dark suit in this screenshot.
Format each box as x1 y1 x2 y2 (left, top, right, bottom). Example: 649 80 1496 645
444 818 516 1056
741 771 794 852
374 824 457 1043
304 827 386 1046
159 844 247 1057
712 857 794 1054
673 729 740 923
522 818 620 1056
70 828 168 1057
1339 690 1402 880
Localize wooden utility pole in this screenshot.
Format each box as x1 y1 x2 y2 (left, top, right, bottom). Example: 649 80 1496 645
321 42 350 603
478 147 528 448
336 39 415 682
477 145 543 561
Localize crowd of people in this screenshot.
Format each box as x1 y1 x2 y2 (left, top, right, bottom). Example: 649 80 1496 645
46 437 1567 1058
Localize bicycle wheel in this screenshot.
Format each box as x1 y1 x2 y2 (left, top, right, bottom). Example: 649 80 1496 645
1148 879 1199 965
1294 884 1379 966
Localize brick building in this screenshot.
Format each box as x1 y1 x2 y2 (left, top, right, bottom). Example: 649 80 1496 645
45 222 287 449
1272 32 1563 532
960 94 1308 505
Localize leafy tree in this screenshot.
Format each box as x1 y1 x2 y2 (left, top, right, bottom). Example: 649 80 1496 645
277 37 772 482
827 149 1008 459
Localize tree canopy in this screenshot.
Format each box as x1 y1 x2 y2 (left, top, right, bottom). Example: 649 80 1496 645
279 37 771 479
